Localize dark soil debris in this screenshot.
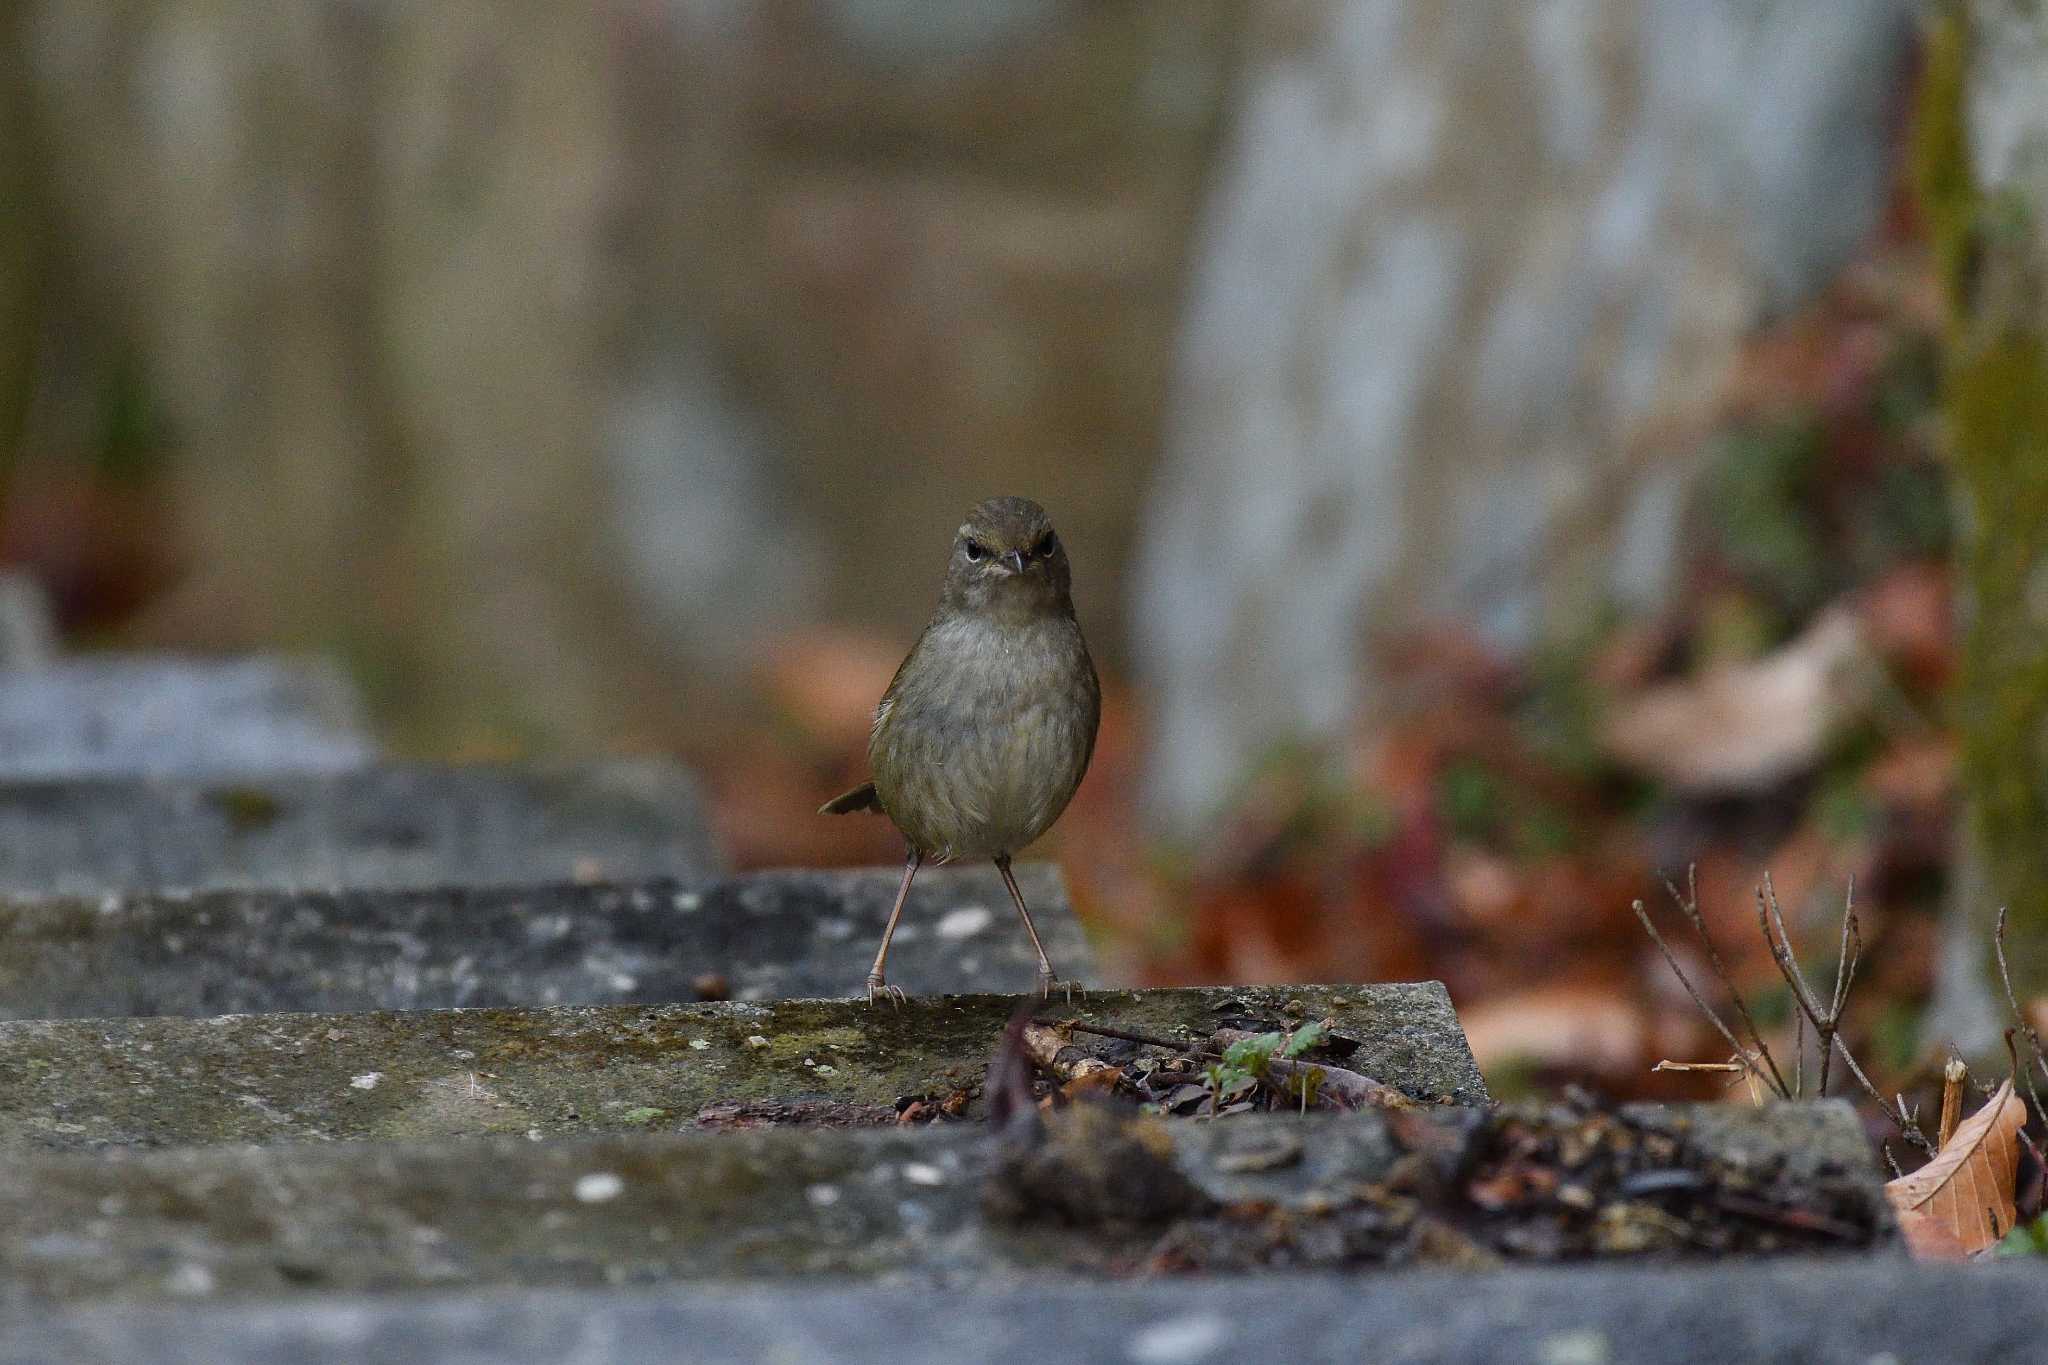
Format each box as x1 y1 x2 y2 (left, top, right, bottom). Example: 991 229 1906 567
1148 1097 1887 1273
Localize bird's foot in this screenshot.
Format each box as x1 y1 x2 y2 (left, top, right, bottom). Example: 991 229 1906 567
866 973 907 1008
1035 968 1080 1004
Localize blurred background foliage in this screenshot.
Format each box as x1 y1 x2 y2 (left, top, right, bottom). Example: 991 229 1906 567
7 1 2048 1117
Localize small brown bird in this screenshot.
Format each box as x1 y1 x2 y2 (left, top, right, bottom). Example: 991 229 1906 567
821 496 1100 1003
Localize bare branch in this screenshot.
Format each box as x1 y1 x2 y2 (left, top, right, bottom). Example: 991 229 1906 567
1645 868 1793 1099
1994 907 2048 1133
1821 879 1861 1096
1939 1055 1967 1148
1635 900 1754 1066
1755 875 1931 1152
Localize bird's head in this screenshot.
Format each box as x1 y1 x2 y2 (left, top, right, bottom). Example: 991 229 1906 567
941 496 1073 619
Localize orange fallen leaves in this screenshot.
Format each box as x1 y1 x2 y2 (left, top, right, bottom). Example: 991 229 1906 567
1883 1078 2028 1260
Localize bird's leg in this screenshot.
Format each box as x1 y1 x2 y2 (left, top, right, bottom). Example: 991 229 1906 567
995 854 1074 1002
866 848 921 1007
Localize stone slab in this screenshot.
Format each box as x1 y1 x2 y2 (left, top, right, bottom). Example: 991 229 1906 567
0 760 724 897
7 1262 2039 1365
0 656 374 779
0 1102 1870 1303
0 864 1079 1020
0 985 1485 1149
0 573 55 670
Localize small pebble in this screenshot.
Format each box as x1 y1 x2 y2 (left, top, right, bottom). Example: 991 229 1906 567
574 1172 625 1204
936 905 994 939
349 1072 382 1091
1128 1314 1228 1363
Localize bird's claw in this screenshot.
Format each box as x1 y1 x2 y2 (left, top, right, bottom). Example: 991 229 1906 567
866 974 907 1008
1035 970 1079 1004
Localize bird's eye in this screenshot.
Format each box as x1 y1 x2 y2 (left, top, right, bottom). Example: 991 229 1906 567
963 540 987 563
1031 531 1057 559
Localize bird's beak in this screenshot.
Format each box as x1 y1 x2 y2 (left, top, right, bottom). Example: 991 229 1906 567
1002 550 1027 575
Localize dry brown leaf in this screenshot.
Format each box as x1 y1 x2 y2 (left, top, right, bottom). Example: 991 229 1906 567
1460 986 1647 1081
1601 607 1872 794
1884 1078 2027 1260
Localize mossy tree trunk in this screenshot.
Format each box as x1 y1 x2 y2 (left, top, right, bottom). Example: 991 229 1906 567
1918 4 2048 1021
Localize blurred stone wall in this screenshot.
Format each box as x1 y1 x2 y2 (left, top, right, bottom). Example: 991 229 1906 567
2 0 1923 830
6 0 1232 748
1134 0 1922 835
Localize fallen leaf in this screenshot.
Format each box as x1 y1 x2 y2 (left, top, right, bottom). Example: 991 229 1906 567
1460 985 1648 1081
1602 607 1872 794
1884 1079 2027 1260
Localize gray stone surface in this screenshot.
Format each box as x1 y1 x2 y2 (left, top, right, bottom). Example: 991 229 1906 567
7 1262 2038 1365
0 573 54 670
0 864 1078 1020
0 656 374 779
0 760 723 898
0 1103 1870 1303
0 984 1483 1149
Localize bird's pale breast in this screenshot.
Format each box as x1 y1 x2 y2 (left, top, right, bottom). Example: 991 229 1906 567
869 612 1098 862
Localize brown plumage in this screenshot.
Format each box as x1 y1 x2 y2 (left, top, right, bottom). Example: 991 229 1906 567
821 496 1100 1002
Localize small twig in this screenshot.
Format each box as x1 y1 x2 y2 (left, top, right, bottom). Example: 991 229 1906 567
1993 907 2048 1132
1712 1191 1867 1242
1670 869 1792 1098
1755 875 1931 1150
1939 1055 1968 1148
2004 1028 2048 1187
1651 1060 1746 1073
1064 1021 1195 1052
1634 874 1789 1100
1821 878 1861 1096
1021 1023 1121 1090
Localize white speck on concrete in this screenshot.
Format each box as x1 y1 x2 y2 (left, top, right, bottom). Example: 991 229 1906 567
936 905 995 938
1538 1330 1611 1365
901 1162 945 1187
805 1183 841 1207
688 1039 711 1051
349 1072 382 1090
163 1263 216 1297
574 1172 625 1204
1127 1314 1228 1363
526 1128 545 1142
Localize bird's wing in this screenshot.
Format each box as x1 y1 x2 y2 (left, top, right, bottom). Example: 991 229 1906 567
818 781 881 816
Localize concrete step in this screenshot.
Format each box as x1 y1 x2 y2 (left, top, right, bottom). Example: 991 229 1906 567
0 985 1483 1148
0 1102 1874 1304
8 1261 2037 1365
0 864 1083 1020
0 656 374 779
0 760 723 897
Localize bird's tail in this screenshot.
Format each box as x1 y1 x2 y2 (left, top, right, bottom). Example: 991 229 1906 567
818 781 881 815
